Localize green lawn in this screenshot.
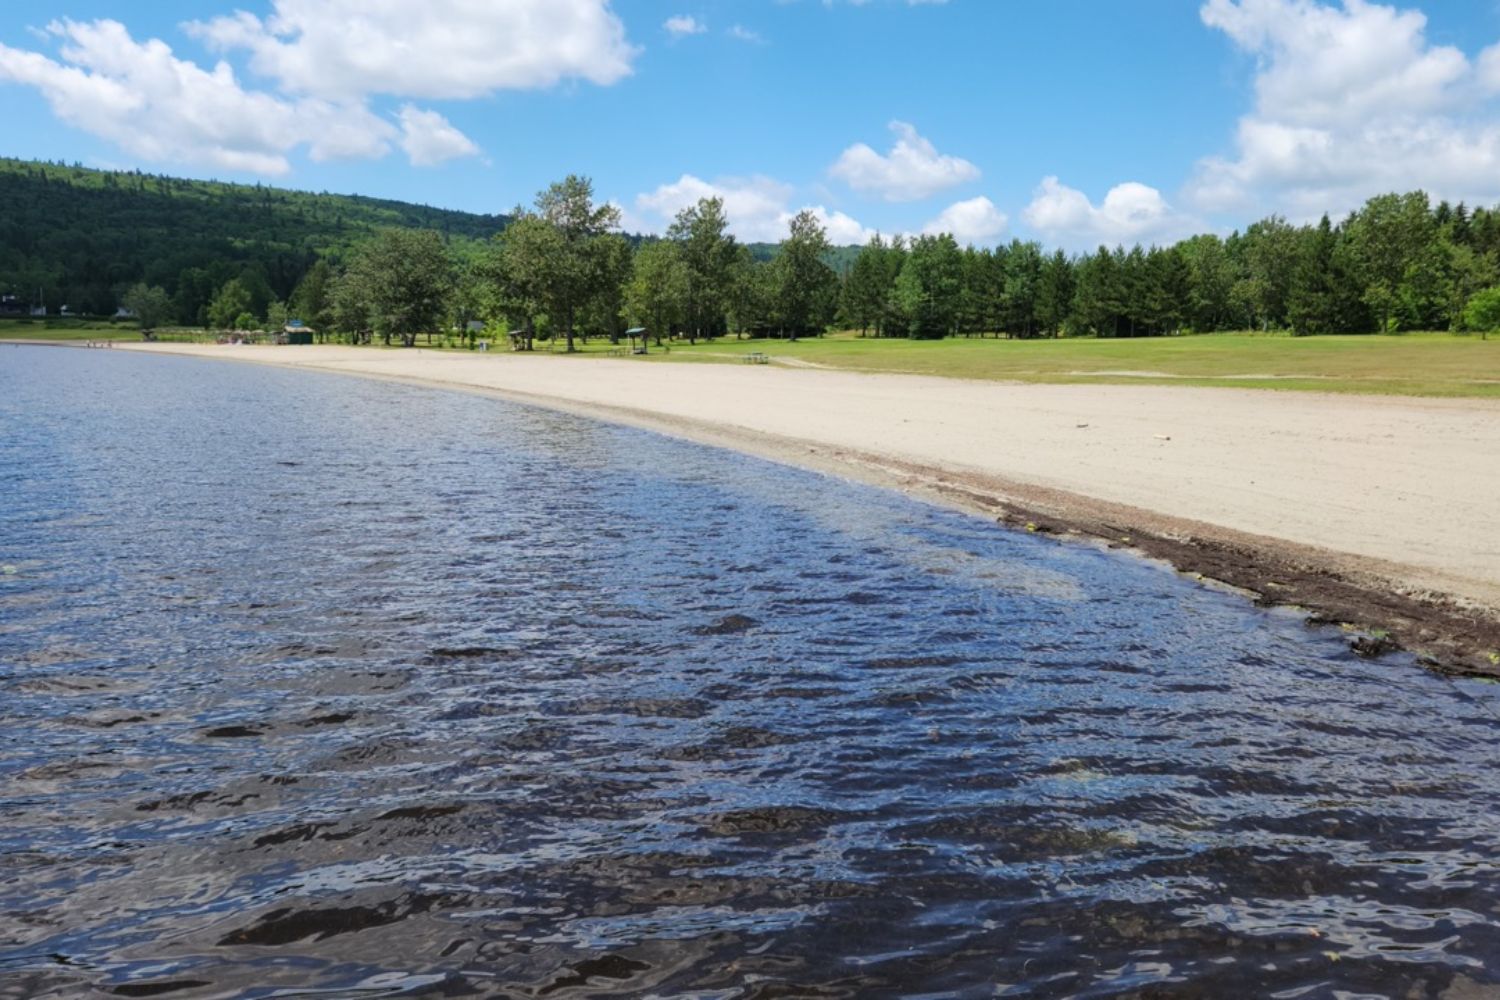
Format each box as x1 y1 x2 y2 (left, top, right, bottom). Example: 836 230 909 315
0 319 141 341
584 331 1500 398
9 321 1497 398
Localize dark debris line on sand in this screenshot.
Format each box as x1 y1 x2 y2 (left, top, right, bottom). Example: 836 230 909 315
986 501 1500 679
785 442 1500 679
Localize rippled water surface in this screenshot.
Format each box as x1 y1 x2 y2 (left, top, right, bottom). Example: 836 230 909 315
3 346 1500 999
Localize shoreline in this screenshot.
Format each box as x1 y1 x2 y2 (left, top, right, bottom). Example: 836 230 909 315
17 339 1500 677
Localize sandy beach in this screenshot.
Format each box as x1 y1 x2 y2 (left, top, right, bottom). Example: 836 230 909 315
52 341 1500 672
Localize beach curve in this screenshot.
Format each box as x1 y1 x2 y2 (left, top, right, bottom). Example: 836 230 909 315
46 340 1500 675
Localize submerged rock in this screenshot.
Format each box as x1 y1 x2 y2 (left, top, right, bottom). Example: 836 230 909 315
694 614 759 636
1350 632 1400 658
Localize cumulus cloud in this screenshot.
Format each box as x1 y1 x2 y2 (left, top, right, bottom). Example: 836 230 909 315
637 174 790 237
397 105 479 167
1189 0 1500 218
664 15 706 37
829 121 979 202
186 0 637 101
0 3 636 176
727 25 765 44
634 174 875 243
1022 177 1195 249
922 196 1008 245
1479 44 1500 93
0 18 394 174
801 205 880 245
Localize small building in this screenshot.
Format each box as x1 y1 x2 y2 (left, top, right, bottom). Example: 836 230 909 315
0 293 26 317
283 319 314 345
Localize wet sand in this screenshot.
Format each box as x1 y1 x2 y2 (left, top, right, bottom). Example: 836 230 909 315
57 341 1500 673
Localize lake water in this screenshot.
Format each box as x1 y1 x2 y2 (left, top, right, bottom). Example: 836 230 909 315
3 345 1499 999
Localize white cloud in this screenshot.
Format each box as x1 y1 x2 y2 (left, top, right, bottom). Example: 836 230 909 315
1189 0 1500 218
802 205 879 245
186 0 637 101
922 196 1008 245
397 105 479 167
1201 0 1465 126
1 4 637 176
727 25 765 44
608 199 654 238
829 120 979 202
633 173 875 243
637 174 790 238
664 15 706 37
0 18 394 175
1479 42 1500 93
1022 176 1194 249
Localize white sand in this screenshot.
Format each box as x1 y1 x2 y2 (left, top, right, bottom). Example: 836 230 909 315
98 342 1500 610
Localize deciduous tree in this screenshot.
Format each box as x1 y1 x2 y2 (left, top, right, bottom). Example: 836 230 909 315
534 175 621 352
773 211 836 339
207 278 253 330
345 228 453 347
668 197 737 344
625 240 688 344
1462 285 1500 339
120 282 172 331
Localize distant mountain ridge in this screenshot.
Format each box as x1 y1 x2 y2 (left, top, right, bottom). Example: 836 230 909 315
0 157 510 316
0 158 864 318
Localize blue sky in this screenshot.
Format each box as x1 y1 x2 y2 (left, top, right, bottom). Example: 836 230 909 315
5 1 1500 248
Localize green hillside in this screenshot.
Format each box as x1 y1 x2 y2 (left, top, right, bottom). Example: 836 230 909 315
0 159 874 326
0 158 509 320
747 241 861 273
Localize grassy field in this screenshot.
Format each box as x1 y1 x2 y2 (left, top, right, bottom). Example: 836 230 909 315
8 321 1498 397
0 319 141 341
587 331 1500 398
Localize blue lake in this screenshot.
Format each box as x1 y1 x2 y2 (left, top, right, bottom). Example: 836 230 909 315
2 345 1499 998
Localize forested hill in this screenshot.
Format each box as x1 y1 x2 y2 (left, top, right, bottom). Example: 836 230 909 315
747 241 861 273
0 158 509 316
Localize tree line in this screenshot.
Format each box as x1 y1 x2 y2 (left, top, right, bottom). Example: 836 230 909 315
843 192 1500 338
176 176 848 348
263 184 1500 345
13 154 1500 340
